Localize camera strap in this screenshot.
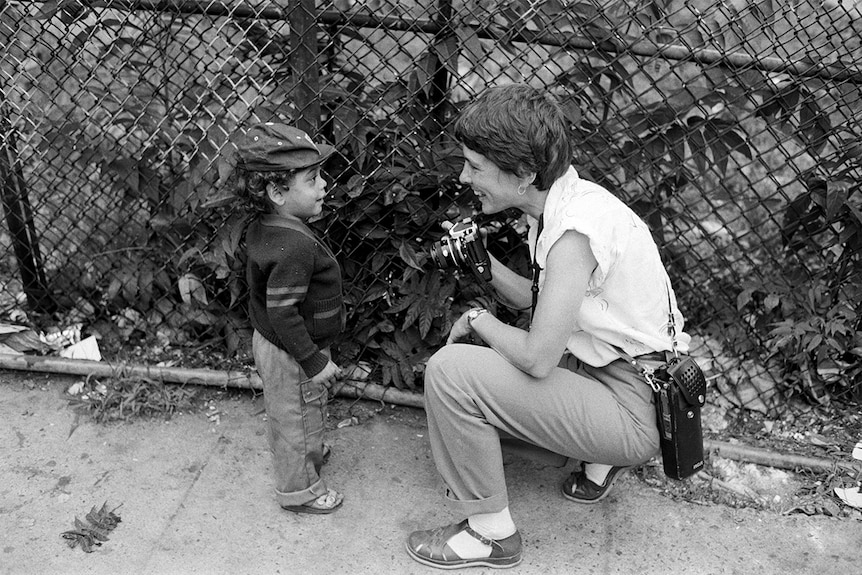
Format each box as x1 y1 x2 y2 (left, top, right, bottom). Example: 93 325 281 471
530 215 544 317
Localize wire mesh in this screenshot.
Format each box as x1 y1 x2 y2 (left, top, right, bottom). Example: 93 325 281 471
1 0 860 424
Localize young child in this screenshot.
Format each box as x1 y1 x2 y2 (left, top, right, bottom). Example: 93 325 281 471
230 122 346 514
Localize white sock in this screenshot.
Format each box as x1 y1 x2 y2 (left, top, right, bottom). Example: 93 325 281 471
468 508 517 540
584 463 614 486
446 508 516 559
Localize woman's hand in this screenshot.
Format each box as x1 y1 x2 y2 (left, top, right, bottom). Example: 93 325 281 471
459 230 594 378
446 310 486 346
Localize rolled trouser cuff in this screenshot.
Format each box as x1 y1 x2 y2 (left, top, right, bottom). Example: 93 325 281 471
275 477 328 507
444 488 510 517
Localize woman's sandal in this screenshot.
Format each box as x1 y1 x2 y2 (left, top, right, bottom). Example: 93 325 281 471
405 520 522 569
561 463 627 504
282 488 344 515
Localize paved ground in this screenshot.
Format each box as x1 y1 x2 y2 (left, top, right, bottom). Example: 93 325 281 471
2 369 860 575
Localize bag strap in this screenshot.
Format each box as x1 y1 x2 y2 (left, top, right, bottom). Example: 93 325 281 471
614 346 664 393
614 279 679 393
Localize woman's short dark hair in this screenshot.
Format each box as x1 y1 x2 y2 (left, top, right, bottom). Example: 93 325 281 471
454 83 572 191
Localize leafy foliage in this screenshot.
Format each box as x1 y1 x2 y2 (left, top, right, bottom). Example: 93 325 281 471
738 174 862 403
14 0 861 404
727 68 862 403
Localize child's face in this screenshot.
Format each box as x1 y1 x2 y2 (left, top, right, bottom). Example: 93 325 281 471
277 165 327 219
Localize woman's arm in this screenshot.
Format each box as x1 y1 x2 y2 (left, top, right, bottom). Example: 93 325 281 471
487 252 532 309
464 230 596 378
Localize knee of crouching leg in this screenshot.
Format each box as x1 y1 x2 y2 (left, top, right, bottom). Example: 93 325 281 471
423 345 461 397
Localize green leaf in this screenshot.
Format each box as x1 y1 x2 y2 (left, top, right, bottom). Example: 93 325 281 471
31 0 59 19
403 301 420 329
846 202 862 226
333 105 359 150
347 175 365 199
360 284 388 304
138 263 153 310
419 306 435 339
184 308 220 326
736 287 754 310
706 124 729 173
434 35 460 77
120 267 138 304
688 129 708 172
385 295 414 315
410 52 437 98
665 124 686 163
178 274 208 306
398 240 424 271
824 181 850 220
455 26 484 68
559 95 582 126
805 334 824 352
398 358 415 389
70 27 95 51
721 129 752 159
764 293 780 311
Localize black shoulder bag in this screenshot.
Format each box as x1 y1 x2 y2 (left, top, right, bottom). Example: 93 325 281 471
616 291 707 480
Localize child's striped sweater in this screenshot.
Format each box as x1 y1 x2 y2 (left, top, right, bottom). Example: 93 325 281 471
246 214 345 377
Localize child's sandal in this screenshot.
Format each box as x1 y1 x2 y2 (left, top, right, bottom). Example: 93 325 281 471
282 488 343 515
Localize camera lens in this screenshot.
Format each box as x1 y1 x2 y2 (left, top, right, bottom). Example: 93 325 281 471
430 238 454 270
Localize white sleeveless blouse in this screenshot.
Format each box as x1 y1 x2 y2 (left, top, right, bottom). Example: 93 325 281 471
527 166 691 367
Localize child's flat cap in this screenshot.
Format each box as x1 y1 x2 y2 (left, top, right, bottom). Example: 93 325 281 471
237 122 333 171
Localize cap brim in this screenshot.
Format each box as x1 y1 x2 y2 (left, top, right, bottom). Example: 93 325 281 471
316 143 335 163
201 191 238 209
267 144 335 171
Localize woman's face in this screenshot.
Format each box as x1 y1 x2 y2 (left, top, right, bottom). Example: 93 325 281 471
458 145 522 214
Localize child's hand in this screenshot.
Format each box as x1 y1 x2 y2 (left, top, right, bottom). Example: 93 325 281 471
311 359 343 391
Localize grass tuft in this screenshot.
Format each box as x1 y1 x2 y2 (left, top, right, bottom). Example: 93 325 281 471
66 372 201 423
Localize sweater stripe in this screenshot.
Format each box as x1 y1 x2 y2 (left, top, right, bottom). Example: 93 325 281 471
313 307 341 320
267 286 307 296
268 297 302 308
267 286 306 308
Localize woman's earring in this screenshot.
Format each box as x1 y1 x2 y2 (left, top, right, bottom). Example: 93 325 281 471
517 184 527 196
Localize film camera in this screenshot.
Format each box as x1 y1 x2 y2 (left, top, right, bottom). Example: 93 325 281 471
429 218 492 282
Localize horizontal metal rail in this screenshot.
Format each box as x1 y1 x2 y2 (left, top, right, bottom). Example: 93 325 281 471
54 0 862 84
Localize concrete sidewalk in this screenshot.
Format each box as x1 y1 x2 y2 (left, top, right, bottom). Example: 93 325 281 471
2 369 859 575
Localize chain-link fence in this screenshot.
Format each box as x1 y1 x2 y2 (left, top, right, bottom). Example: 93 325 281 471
1 0 860 424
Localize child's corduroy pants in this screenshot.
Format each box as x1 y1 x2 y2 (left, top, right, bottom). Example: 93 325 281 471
252 330 330 507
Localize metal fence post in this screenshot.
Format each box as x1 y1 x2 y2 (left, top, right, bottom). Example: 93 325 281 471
0 92 52 314
430 0 453 130
288 0 321 134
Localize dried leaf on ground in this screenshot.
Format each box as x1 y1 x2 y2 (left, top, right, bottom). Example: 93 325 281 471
60 502 122 553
